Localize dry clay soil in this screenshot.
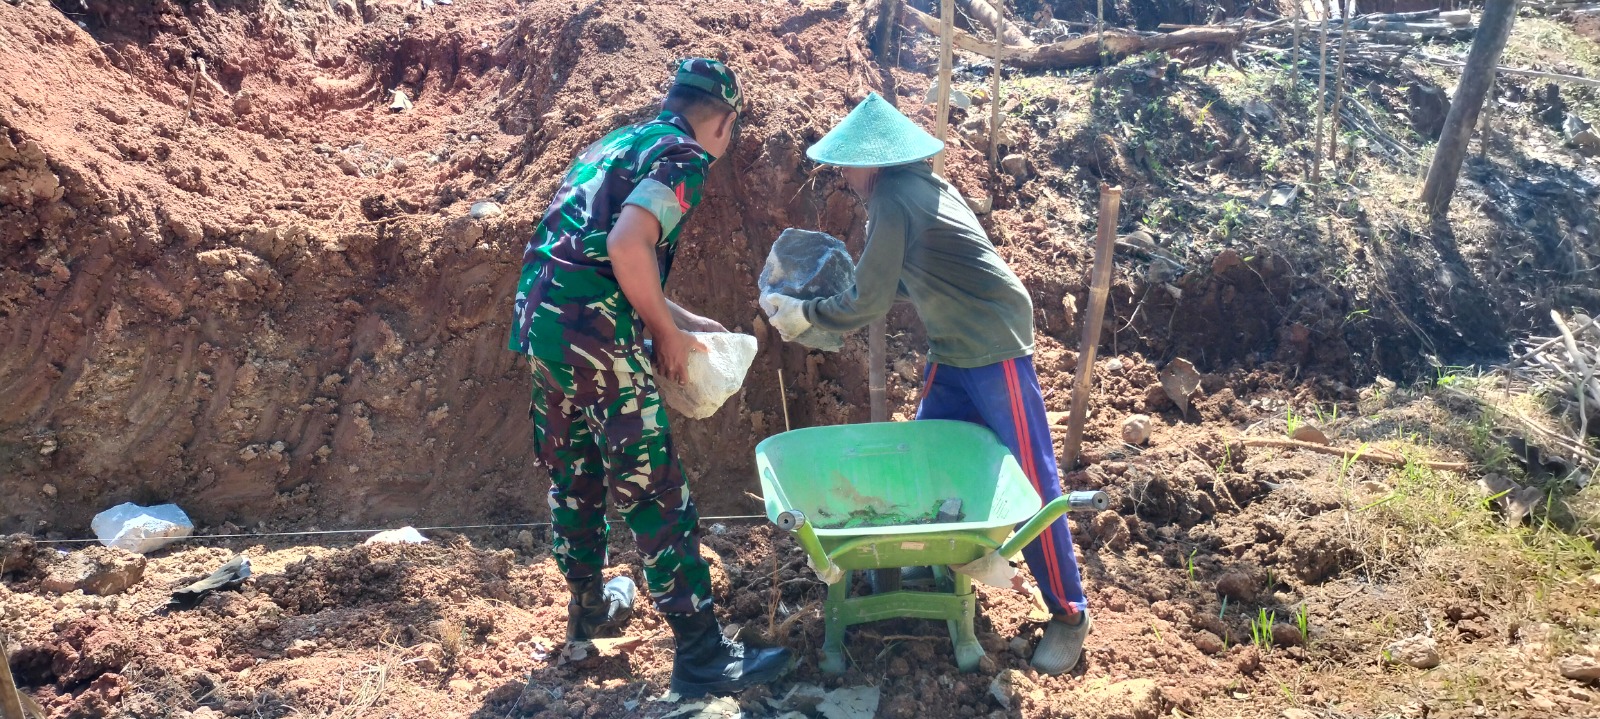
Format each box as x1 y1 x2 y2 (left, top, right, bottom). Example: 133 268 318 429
5 1 1599 718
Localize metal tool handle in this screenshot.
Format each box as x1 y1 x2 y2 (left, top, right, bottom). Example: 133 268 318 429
773 510 843 584
997 490 1111 559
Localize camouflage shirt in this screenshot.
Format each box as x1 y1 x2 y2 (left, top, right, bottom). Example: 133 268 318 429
509 111 713 373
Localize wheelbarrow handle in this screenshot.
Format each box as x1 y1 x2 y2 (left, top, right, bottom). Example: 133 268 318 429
775 510 845 584
997 491 1109 559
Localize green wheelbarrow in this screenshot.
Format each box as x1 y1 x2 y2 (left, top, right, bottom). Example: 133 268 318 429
755 420 1107 674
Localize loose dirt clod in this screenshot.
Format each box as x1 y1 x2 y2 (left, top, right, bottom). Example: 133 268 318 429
39 547 145 596
1215 571 1258 602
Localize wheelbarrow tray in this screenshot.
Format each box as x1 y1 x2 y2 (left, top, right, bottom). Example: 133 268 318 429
756 420 1041 570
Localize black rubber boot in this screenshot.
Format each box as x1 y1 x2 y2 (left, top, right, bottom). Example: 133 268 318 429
665 609 792 697
566 576 636 643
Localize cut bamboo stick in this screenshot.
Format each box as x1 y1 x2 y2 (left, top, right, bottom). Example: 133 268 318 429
1239 437 1469 471
989 0 1003 173
933 0 955 177
1062 184 1122 471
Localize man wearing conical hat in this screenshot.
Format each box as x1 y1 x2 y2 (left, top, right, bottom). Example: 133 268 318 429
509 58 790 695
760 93 1092 674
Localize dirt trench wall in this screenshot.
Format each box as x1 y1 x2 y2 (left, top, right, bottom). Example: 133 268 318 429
1 0 991 535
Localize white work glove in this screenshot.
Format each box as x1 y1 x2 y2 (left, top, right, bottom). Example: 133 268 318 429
759 293 812 342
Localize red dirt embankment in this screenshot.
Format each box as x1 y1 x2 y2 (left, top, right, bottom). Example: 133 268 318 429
1 0 985 532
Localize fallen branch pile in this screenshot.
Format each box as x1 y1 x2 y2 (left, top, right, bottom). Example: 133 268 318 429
1507 311 1600 444
903 5 1488 71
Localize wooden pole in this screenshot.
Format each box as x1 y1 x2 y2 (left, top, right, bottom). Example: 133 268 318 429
1311 0 1329 183
1062 184 1122 471
933 0 955 177
1478 71 1498 158
989 0 1003 174
1288 0 1302 90
1097 0 1106 65
1420 0 1519 216
869 320 887 422
1329 0 1352 167
0 636 27 719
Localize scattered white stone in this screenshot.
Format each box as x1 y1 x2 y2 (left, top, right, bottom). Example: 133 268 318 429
1385 635 1440 669
657 332 758 419
1121 414 1152 445
470 201 503 219
389 88 413 112
365 526 429 545
989 669 1029 709
817 685 879 719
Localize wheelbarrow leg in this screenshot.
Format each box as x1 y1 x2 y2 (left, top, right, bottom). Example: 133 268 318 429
820 571 851 675
947 573 986 672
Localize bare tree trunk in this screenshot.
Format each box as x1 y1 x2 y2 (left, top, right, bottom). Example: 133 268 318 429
1421 0 1519 216
1329 0 1352 167
958 0 1032 46
871 0 901 59
933 0 954 177
1311 0 1329 183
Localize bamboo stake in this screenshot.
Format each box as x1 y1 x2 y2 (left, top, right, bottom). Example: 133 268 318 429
0 636 28 719
869 319 887 422
1311 0 1330 183
1097 0 1106 65
1239 437 1469 472
933 0 955 177
1478 72 1498 158
989 0 1003 173
1329 0 1352 166
1288 0 1302 90
777 369 791 432
1062 184 1122 471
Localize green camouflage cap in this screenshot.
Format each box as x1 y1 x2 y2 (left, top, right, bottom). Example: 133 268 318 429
672 57 743 114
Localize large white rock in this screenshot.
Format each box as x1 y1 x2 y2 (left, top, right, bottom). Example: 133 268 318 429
658 332 759 419
91 502 193 554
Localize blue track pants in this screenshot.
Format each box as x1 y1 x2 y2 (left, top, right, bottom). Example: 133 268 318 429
916 355 1088 616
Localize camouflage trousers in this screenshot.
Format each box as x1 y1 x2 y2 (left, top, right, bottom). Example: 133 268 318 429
528 357 713 615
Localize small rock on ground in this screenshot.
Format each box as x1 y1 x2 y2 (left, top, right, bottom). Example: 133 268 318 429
1385 634 1440 669
1291 423 1329 445
1121 414 1152 445
1559 655 1600 682
41 546 146 596
988 668 1029 709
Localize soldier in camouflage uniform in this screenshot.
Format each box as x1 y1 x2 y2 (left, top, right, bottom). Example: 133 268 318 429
509 58 789 697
